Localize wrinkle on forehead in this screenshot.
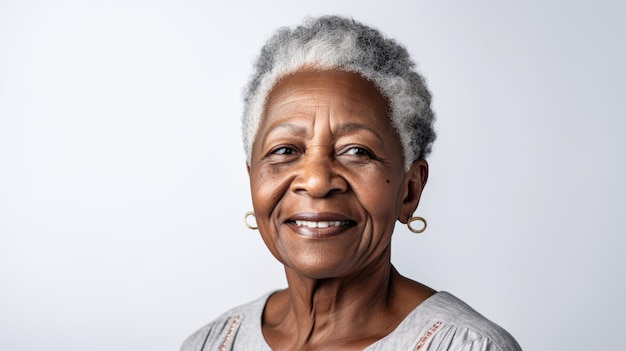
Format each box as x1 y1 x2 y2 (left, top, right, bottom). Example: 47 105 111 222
251 70 402 162
264 70 389 118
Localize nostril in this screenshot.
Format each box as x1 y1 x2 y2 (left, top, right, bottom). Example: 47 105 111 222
291 163 347 197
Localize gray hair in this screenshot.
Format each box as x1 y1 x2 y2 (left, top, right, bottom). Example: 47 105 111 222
242 15 436 170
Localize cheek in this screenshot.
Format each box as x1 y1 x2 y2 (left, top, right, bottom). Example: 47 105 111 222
250 167 290 215
351 170 405 213
368 190 406 233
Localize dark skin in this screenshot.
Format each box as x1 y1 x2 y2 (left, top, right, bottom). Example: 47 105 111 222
247 70 435 350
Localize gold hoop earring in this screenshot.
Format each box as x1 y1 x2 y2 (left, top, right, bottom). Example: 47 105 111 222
407 216 427 234
244 211 258 230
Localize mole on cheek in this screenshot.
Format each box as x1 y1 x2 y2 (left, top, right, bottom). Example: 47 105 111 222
386 179 390 184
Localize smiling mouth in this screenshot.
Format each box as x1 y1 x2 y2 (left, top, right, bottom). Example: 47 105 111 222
285 213 356 238
291 220 352 228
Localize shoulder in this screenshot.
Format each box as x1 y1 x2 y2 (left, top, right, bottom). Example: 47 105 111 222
179 293 271 351
413 292 522 351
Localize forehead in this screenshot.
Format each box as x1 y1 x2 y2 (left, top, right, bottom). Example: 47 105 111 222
262 70 391 128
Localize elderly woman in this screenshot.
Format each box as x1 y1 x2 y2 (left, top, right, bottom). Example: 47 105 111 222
182 16 521 351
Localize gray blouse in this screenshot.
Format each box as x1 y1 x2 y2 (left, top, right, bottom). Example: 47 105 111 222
181 291 521 351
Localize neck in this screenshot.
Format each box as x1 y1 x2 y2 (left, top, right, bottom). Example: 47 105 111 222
263 252 433 350
285 254 393 320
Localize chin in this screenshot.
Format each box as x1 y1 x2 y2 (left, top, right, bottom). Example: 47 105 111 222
282 256 357 280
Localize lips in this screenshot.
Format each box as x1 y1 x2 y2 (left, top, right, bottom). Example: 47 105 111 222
293 220 351 228
285 212 356 238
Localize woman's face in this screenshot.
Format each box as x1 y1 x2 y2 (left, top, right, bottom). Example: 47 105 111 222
248 70 426 279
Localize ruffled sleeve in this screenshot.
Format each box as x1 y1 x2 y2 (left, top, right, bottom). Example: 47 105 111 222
180 314 242 351
424 322 521 351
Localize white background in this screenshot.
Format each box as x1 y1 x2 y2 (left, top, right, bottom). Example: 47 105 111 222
1 0 624 350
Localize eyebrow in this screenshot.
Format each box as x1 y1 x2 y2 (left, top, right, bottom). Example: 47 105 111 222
335 122 386 148
263 122 386 148
265 123 308 136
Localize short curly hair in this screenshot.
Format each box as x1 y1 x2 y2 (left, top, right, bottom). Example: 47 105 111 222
242 15 436 170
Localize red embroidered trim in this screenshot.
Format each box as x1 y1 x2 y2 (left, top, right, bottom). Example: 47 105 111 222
219 315 241 351
414 321 443 351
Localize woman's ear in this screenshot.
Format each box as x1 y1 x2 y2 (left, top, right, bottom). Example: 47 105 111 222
398 159 428 224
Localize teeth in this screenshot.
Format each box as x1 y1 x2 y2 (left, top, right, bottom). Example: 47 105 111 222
294 220 347 228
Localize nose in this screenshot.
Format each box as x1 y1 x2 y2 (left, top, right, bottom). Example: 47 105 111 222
290 148 348 198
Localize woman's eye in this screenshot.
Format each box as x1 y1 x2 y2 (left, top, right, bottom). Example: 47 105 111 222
345 147 373 157
264 145 300 164
271 147 296 155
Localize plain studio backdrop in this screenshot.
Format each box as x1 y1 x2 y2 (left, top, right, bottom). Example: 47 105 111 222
1 0 624 350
